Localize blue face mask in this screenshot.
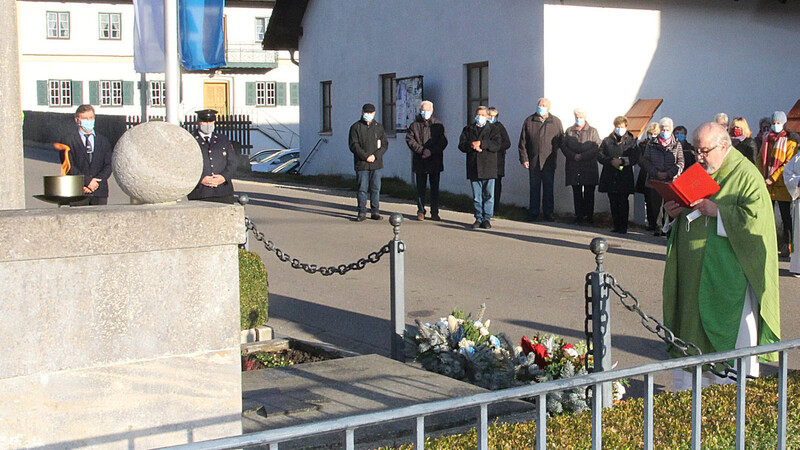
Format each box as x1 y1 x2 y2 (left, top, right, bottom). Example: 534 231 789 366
488 116 497 124
772 123 784 133
575 118 585 127
79 119 95 132
675 133 686 142
420 110 432 120
615 127 626 137
475 115 487 126
537 106 548 116
363 113 375 122
660 131 671 140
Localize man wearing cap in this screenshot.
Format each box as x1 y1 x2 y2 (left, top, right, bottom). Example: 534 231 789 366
757 111 798 254
187 109 237 203
59 104 113 205
349 103 389 221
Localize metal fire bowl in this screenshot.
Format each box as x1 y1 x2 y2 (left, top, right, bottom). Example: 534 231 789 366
44 175 84 198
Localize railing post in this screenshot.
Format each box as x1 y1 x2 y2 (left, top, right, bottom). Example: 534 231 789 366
389 213 406 362
589 237 612 409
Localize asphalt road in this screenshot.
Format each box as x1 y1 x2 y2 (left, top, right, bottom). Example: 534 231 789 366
22 144 800 394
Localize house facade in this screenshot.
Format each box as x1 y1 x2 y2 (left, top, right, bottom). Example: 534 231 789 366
267 0 800 213
16 0 299 152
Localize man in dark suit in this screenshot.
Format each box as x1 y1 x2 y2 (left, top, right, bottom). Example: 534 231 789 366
59 104 113 205
187 109 237 203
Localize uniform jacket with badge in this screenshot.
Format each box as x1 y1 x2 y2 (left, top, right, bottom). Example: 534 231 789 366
59 129 113 198
405 115 447 174
561 123 601 186
349 119 389 171
187 130 236 200
458 122 502 180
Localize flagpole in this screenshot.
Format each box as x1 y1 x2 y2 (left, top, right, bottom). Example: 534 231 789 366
164 0 179 125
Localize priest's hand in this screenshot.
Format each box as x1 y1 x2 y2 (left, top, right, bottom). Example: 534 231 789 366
664 200 684 219
690 198 718 217
765 178 774 186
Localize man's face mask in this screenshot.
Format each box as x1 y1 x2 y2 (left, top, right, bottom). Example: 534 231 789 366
200 123 215 134
79 119 95 132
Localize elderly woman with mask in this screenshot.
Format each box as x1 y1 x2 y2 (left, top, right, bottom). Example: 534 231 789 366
598 116 639 233
639 117 684 234
758 111 798 255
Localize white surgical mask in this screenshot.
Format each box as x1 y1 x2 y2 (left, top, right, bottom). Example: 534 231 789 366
363 113 375 122
488 116 497 124
79 119 95 132
475 115 487 126
615 127 626 137
660 131 671 140
421 110 432 120
199 123 215 134
537 106 548 116
772 123 784 133
576 118 585 127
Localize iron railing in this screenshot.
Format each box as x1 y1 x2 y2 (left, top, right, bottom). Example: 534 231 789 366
159 339 799 450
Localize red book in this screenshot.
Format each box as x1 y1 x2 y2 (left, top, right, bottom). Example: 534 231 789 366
649 163 721 208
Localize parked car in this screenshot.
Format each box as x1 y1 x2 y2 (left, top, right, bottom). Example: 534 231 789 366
251 149 299 173
249 149 283 165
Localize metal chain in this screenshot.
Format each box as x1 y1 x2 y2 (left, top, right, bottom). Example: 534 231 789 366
245 217 391 276
605 274 747 381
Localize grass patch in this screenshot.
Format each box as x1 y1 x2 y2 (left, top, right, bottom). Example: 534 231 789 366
378 371 800 449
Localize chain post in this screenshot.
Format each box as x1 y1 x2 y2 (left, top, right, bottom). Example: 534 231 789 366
589 237 613 409
389 213 406 362
237 194 250 251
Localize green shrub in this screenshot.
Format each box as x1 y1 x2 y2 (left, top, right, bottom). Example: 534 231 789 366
239 248 269 330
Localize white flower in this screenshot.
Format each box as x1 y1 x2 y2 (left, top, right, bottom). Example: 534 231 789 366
563 346 579 358
613 381 626 401
479 327 490 336
474 320 483 329
458 338 475 349
484 319 491 329
447 315 459 333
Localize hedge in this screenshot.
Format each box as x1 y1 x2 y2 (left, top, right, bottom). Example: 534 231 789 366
239 248 269 330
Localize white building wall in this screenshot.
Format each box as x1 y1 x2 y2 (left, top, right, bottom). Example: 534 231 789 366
297 0 800 213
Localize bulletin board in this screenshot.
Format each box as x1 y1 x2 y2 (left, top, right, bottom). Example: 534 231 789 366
395 76 424 133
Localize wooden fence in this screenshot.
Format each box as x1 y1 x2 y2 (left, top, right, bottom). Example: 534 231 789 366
126 114 252 155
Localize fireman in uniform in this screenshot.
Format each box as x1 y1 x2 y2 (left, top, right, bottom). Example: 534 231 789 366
187 109 237 203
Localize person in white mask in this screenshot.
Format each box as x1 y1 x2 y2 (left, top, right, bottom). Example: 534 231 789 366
187 109 237 203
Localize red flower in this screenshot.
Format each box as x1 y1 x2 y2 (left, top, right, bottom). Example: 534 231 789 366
521 336 536 356
532 343 550 369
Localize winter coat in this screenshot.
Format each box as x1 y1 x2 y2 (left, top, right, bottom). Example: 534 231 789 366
458 122 502 180
639 135 684 188
598 131 639 194
494 121 511 177
406 115 447 174
561 123 601 186
518 113 564 170
757 132 798 202
349 118 389 171
733 137 758 163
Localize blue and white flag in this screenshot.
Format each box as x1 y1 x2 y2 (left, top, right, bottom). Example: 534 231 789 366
133 0 166 73
179 0 226 71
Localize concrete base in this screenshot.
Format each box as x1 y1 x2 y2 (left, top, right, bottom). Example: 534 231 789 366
0 202 244 448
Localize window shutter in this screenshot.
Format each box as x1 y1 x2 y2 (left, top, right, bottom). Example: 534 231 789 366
122 81 134 105
290 83 299 106
89 81 99 105
275 82 286 106
145 82 151 105
37 80 48 105
245 82 256 105
71 80 82 105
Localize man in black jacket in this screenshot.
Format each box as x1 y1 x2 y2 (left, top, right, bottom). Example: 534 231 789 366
488 107 511 211
59 104 113 205
349 103 388 221
458 106 502 229
187 109 237 203
406 100 447 221
518 98 564 221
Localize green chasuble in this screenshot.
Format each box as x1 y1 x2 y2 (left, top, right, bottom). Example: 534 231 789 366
663 148 781 362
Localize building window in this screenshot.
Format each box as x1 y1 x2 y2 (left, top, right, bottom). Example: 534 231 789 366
255 17 268 42
47 11 70 39
381 73 396 136
321 81 332 133
100 80 123 106
255 81 276 106
48 80 72 106
466 62 489 123
149 81 166 106
99 13 121 40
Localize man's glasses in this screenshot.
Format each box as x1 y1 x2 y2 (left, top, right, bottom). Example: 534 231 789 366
693 144 719 156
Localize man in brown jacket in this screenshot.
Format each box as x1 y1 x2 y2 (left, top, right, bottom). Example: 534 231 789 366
406 100 448 220
518 98 564 221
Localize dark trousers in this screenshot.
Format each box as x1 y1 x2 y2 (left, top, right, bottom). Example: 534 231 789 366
775 200 793 243
356 169 381 215
494 176 503 209
415 172 440 216
608 192 630 232
571 184 596 221
528 164 555 218
75 196 108 206
644 187 664 229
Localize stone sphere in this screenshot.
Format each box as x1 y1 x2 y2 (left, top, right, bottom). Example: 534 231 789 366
112 121 203 203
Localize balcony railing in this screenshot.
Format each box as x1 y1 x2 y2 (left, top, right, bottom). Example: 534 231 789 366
225 42 277 68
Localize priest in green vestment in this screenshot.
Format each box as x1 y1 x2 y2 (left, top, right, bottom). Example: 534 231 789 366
663 122 780 389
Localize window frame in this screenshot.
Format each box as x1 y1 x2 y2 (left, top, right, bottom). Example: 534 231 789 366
321 81 332 134
255 81 277 107
100 80 123 106
380 73 396 136
98 12 122 40
47 80 72 106
149 81 166 106
466 62 489 124
47 11 70 39
255 17 268 42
